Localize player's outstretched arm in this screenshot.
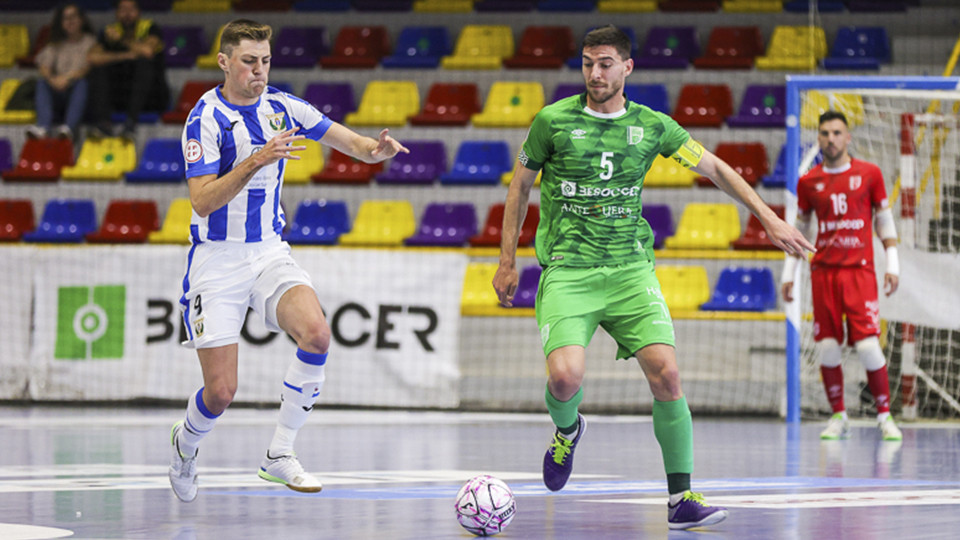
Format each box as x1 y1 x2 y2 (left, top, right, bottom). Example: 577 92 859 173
493 164 539 307
319 123 409 164
693 150 815 257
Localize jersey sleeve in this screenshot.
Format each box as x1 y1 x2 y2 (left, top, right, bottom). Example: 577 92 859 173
519 109 553 171
656 112 691 157
867 163 889 209
182 101 221 179
796 176 812 214
285 93 333 141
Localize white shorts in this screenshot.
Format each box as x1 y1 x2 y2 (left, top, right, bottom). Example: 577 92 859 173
180 239 314 349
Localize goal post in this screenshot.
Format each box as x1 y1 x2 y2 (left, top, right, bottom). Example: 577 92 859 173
784 75 960 423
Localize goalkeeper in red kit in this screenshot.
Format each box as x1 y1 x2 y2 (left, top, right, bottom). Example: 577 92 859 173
782 110 902 441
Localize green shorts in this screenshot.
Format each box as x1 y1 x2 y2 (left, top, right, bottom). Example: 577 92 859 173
534 260 675 359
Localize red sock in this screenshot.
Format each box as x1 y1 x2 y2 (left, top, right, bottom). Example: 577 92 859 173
866 365 892 414
821 365 845 413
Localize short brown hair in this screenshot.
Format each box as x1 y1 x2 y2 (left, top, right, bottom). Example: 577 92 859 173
582 25 632 61
219 19 272 56
818 110 849 127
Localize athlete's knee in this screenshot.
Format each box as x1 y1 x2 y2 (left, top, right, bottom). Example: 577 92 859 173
298 320 331 355
855 336 886 371
646 362 682 400
203 381 236 414
818 338 842 368
548 364 584 399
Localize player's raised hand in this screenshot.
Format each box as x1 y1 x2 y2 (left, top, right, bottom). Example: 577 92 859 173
763 217 816 257
492 264 519 308
258 126 306 166
371 129 410 161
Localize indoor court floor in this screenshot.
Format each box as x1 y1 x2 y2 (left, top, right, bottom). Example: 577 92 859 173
1 406 958 539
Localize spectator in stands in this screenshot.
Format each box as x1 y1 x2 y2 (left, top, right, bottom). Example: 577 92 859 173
28 3 97 140
86 0 169 138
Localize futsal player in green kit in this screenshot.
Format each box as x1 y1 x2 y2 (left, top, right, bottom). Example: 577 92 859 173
492 26 815 530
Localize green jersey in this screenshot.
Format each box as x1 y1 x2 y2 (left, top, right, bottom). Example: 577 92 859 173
520 92 691 268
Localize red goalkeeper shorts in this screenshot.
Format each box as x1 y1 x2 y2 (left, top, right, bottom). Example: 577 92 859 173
810 265 880 346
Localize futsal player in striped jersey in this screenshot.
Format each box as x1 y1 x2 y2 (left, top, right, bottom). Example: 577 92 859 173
168 19 408 502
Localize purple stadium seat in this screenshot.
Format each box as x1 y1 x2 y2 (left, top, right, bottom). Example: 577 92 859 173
0 138 12 173
272 27 328 68
847 0 906 12
303 83 355 124
727 85 786 128
162 26 205 68
641 204 673 249
784 0 844 12
293 0 350 10
823 27 890 70
512 265 542 308
567 27 638 68
405 202 478 246
634 27 699 70
375 141 447 185
551 83 583 103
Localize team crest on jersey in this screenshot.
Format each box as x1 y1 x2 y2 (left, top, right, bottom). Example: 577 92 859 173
193 316 205 338
570 128 587 140
185 139 203 163
849 175 862 191
628 126 644 145
815 183 825 192
266 112 288 132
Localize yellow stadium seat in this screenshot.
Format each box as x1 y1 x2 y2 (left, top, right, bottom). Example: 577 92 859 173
284 139 324 184
441 25 514 70
800 91 865 129
597 0 657 12
61 138 136 181
755 26 827 71
655 265 710 311
501 161 541 187
461 262 500 309
172 0 231 12
339 200 416 246
414 0 474 12
0 79 36 124
344 81 419 127
0 25 29 68
473 82 544 128
195 25 226 69
722 0 782 12
149 198 193 244
664 203 741 249
644 154 698 187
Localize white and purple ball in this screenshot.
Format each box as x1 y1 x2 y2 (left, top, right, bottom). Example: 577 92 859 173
454 475 517 536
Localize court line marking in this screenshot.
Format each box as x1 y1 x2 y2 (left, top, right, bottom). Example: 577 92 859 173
0 523 73 540
585 489 960 508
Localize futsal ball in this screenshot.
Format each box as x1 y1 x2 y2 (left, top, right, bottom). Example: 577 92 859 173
454 475 517 536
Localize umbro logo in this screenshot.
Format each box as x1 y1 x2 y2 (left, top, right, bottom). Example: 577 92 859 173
571 129 587 140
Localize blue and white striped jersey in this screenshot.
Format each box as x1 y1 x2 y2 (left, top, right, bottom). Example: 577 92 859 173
181 85 333 244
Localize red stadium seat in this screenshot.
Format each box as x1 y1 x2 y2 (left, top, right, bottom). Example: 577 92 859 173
16 24 49 68
162 80 219 124
86 200 160 244
693 26 764 69
2 138 74 182
0 199 35 241
319 26 390 69
696 142 768 187
732 205 785 250
311 149 383 184
502 26 576 69
409 83 480 126
469 203 538 247
672 84 733 127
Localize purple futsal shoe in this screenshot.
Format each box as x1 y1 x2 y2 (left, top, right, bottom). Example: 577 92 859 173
667 491 729 530
542 414 585 491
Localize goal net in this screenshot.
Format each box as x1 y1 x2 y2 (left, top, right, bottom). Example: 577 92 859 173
785 76 960 421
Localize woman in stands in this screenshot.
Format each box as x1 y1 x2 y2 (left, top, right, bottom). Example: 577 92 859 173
29 2 96 140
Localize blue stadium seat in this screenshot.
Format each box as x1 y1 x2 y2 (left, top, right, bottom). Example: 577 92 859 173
625 84 670 114
126 139 184 183
701 267 777 312
353 0 412 9
783 0 844 12
293 0 350 10
441 141 512 185
823 27 890 70
284 200 350 245
382 26 451 69
512 265 542 308
538 0 596 10
761 143 821 188
22 199 97 243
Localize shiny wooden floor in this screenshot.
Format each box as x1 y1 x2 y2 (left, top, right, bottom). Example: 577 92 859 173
1 406 958 539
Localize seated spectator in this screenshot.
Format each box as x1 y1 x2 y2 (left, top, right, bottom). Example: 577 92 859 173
86 0 169 138
28 3 97 140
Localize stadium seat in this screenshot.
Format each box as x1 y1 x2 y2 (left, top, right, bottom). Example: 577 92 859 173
442 25 514 70
148 198 193 244
0 199 35 241
381 26 451 69
597 0 656 10
761 143 820 189
0 138 11 172
283 139 324 184
472 82 544 127
726 84 786 128
658 0 720 10
441 141 512 185
721 0 782 12
634 26 699 70
641 204 673 249
672 84 733 127
470 203 539 247
551 83 583 103
16 24 49 68
345 81 419 126
320 26 390 68
847 0 906 11
284 199 350 245
701 267 777 311
194 25 226 69
76 0 116 9
461 262 500 309
823 27 890 70
643 154 697 187
693 26 764 69
755 25 827 71
126 139 184 183
162 80 218 124
375 141 446 185
538 0 595 10
503 26 575 69
22 199 97 243
0 25 29 68
303 82 356 124
161 26 205 67
61 138 136 181
696 143 767 187
2 138 74 182
475 0 536 10
512 265 542 308
654 265 710 311
338 200 416 247
86 200 160 244
413 0 474 12
272 26 328 68
171 0 231 12
232 0 292 10
353 0 412 9
626 84 670 114
783 0 844 12
0 80 37 124
731 204 784 250
501 161 542 187
312 149 383 184
404 202 478 246
293 0 350 9
800 91 864 129
664 203 741 249
410 83 480 126
566 26 637 68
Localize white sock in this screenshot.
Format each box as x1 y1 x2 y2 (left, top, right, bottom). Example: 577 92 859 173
268 349 326 456
178 387 220 457
669 491 687 506
877 411 891 423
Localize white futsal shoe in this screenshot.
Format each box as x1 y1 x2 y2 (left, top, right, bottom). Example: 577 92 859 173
258 452 323 493
879 416 903 441
169 421 199 502
820 413 850 440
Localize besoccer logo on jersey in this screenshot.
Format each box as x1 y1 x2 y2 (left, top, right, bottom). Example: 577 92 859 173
561 180 577 197
266 112 288 132
54 285 126 360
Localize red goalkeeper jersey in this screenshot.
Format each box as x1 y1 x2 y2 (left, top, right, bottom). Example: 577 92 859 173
797 158 888 270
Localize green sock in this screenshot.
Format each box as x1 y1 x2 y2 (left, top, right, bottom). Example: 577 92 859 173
545 384 583 433
653 396 694 493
